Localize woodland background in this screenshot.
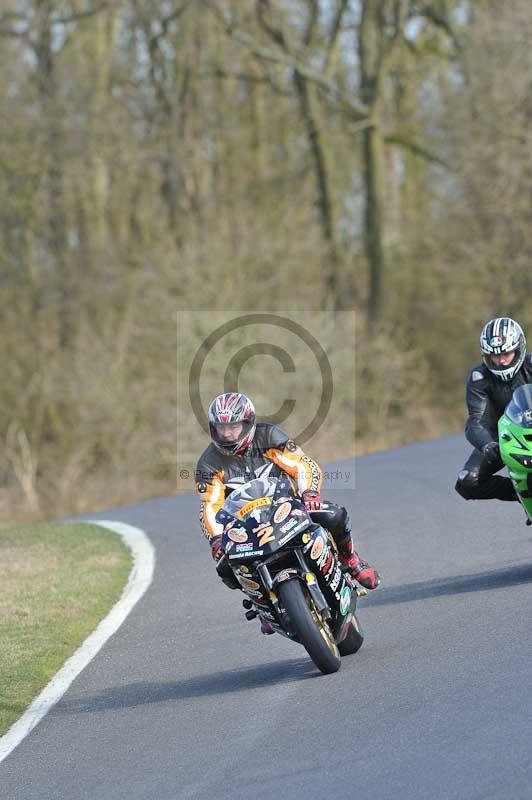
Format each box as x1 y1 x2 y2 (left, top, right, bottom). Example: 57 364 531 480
1 0 531 520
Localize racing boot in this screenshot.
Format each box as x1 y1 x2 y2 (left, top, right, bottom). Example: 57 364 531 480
338 540 380 590
260 619 275 635
243 599 275 635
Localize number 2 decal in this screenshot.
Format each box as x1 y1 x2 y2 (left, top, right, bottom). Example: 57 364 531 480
258 526 275 546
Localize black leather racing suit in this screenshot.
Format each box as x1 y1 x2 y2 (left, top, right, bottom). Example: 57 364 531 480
195 423 353 587
455 355 532 500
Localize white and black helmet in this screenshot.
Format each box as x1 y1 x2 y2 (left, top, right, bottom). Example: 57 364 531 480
480 317 526 382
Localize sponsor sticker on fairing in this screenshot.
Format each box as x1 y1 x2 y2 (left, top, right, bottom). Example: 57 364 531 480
229 549 264 559
274 502 292 523
278 532 296 546
275 568 298 583
237 576 261 591
310 534 325 560
278 521 308 546
280 517 298 534
294 521 308 533
316 546 333 575
235 542 253 552
340 585 351 615
237 497 272 519
228 527 248 543
253 522 272 533
329 566 342 592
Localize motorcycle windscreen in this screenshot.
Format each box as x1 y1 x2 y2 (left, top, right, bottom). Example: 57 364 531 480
223 477 277 524
506 384 532 428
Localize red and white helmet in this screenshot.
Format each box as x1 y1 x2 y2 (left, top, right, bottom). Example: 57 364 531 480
208 392 256 455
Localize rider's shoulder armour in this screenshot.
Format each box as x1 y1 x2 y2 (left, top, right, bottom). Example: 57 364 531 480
468 363 489 384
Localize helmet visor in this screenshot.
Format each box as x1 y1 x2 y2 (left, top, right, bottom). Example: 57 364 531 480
483 350 518 373
213 421 245 444
211 420 256 452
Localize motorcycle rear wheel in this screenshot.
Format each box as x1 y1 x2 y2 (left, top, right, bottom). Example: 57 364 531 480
278 578 341 675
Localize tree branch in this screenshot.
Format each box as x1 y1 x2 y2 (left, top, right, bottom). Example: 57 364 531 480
302 0 320 48
210 6 369 121
0 27 28 37
50 3 109 26
379 0 408 75
0 11 29 38
202 67 291 96
146 0 195 48
255 0 288 49
419 2 462 53
385 132 451 169
0 12 27 23
324 0 349 78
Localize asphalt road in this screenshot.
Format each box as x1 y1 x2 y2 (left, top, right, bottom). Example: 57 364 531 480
3 435 532 800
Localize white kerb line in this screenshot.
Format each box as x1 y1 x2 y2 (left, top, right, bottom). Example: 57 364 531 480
0 520 155 764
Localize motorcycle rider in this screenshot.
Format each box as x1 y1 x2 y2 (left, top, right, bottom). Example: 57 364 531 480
455 317 532 502
195 393 380 626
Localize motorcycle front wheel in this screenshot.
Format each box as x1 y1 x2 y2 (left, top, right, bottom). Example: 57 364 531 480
278 578 341 675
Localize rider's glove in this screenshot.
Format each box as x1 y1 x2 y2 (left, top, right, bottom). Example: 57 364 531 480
210 535 224 562
482 441 501 464
302 489 322 512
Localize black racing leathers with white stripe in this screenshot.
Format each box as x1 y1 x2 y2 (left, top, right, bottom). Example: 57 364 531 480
465 355 532 451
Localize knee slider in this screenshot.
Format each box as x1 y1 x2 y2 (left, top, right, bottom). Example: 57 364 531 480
216 557 240 590
455 468 480 499
327 505 351 540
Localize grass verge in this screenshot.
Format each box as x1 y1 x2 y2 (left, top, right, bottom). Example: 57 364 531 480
0 522 132 737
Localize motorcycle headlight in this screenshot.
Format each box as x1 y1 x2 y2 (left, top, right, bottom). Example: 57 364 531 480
510 453 532 468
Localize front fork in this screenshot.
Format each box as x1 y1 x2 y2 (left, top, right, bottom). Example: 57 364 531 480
294 549 332 618
252 555 331 638
257 550 331 624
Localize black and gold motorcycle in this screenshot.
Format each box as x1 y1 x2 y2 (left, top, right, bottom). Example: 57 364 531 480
216 476 365 675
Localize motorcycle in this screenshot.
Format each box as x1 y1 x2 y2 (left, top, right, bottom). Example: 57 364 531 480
499 383 532 523
215 475 365 675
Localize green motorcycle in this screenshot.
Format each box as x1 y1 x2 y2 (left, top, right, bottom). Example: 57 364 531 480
498 384 532 523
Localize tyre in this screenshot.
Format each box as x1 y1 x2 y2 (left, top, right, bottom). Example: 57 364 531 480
338 614 364 656
278 578 341 675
